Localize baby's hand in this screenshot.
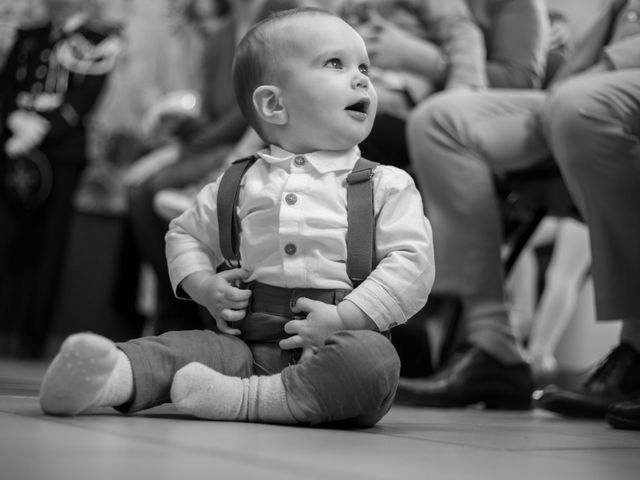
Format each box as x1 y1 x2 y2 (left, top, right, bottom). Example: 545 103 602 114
279 298 346 362
184 268 251 335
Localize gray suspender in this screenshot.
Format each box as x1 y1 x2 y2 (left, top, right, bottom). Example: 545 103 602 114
217 155 259 265
345 157 378 286
216 155 379 286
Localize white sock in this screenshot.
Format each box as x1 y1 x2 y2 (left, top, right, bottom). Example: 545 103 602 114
170 362 297 424
39 333 134 416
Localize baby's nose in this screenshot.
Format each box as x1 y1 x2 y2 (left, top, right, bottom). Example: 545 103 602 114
352 75 369 90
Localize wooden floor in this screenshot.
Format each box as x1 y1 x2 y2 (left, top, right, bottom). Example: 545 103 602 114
1 358 639 480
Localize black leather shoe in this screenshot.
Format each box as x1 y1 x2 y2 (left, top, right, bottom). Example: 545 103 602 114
395 345 533 409
606 398 640 430
536 343 640 418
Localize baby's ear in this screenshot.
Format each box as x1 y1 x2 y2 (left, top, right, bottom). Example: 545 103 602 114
252 85 288 126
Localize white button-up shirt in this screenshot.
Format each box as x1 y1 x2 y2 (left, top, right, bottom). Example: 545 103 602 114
166 145 434 331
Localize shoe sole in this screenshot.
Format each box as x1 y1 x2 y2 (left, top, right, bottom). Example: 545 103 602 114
396 394 532 410
606 412 640 431
535 397 607 418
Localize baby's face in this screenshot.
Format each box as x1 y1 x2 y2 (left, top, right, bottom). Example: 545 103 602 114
276 14 378 152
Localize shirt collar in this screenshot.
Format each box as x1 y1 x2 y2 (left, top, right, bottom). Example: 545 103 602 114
257 145 361 174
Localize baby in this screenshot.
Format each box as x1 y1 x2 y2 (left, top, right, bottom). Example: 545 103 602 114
39 7 434 427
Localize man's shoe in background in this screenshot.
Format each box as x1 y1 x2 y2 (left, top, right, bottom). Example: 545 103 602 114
395 345 533 409
536 343 640 418
606 398 640 430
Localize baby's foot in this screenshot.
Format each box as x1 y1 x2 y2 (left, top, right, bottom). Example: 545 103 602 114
39 333 131 415
171 363 296 423
171 362 246 420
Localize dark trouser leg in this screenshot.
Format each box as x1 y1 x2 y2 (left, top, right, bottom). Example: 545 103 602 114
281 330 400 427
542 70 640 320
128 178 201 330
8 161 84 357
117 329 253 412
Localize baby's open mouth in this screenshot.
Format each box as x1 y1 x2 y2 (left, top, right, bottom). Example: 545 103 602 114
345 98 370 115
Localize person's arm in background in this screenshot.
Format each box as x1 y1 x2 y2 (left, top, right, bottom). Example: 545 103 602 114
178 105 247 155
601 33 640 70
421 0 488 91
473 0 549 89
0 30 20 118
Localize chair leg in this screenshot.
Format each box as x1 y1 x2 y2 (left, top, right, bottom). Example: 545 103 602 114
504 208 547 276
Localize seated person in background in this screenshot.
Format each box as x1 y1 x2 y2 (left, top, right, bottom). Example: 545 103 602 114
335 0 551 377
39 7 435 427
0 0 122 358
397 0 640 411
546 69 640 430
344 0 550 168
152 126 266 222
123 0 297 333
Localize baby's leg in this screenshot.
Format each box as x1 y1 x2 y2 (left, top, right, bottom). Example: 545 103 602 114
41 329 254 415
282 330 400 427
171 363 296 424
39 333 133 415
171 330 400 427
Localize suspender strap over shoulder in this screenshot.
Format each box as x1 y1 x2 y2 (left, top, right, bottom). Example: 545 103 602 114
217 155 258 266
216 154 379 285
346 157 379 286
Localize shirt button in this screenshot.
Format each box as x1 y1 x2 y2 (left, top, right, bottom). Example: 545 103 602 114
36 65 47 79
294 156 305 166
626 10 638 22
285 193 298 205
284 243 297 255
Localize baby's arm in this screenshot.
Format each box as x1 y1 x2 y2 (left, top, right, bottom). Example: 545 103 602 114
166 180 250 334
345 166 435 332
180 268 252 335
280 297 377 361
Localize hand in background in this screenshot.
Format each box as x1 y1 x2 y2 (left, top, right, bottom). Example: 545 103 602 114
357 11 438 73
5 110 50 156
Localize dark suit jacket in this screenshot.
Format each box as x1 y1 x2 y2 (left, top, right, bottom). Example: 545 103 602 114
0 20 121 163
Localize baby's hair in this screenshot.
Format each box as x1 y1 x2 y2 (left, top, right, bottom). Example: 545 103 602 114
232 7 340 136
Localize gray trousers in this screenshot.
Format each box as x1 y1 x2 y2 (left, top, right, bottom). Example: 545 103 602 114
407 69 640 322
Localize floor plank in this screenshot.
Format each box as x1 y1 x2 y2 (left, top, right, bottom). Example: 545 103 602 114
2 358 639 480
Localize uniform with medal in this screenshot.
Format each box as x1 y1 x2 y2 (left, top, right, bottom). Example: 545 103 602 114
0 10 122 357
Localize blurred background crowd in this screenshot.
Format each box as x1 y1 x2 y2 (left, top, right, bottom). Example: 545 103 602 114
1 1 637 428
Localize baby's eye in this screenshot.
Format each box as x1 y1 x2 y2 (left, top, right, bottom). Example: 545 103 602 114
325 58 343 69
359 64 370 76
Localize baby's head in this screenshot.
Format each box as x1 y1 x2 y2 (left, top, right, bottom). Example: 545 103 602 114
232 7 377 153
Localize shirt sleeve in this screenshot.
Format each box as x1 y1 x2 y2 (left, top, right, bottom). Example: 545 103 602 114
344 166 435 331
419 0 488 90
482 0 549 88
165 180 225 298
603 34 640 70
0 31 20 108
